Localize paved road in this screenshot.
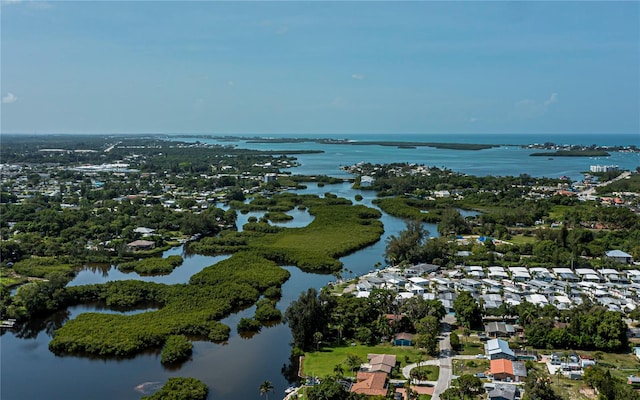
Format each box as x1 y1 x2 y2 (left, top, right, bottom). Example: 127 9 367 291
432 333 452 400
578 170 631 197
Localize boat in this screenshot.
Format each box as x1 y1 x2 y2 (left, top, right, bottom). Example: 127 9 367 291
284 386 297 394
0 319 16 329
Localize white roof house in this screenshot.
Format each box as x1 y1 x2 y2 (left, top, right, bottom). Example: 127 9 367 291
485 339 516 360
510 269 531 282
488 267 509 279
408 277 430 287
525 294 549 306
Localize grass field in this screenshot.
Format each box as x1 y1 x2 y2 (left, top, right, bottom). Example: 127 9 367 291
508 234 538 245
302 343 434 379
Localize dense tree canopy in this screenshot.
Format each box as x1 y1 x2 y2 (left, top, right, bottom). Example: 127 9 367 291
453 291 483 330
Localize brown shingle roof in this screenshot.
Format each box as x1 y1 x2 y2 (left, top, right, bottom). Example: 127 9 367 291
351 372 387 396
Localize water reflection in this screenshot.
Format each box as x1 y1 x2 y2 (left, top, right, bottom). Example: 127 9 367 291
67 249 231 287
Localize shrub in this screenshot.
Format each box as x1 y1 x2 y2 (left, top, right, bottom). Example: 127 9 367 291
161 335 192 364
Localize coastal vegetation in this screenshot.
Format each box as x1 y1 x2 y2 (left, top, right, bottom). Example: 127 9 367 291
285 286 444 352
47 252 289 358
161 334 193 364
118 255 183 275
141 377 208 400
190 193 384 272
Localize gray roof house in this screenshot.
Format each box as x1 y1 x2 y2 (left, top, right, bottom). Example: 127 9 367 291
488 384 518 400
606 250 633 264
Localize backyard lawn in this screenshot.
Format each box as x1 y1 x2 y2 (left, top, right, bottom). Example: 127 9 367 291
302 343 434 379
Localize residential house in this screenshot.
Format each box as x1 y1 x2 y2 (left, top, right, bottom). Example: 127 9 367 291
127 240 156 251
628 375 640 387
487 384 519 400
490 359 527 382
485 322 516 338
350 371 388 396
606 250 633 265
485 339 516 361
553 268 580 282
393 333 414 347
405 263 439 276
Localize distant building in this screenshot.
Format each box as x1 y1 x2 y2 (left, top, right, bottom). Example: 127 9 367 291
590 165 619 173
127 240 156 251
360 176 374 187
264 173 277 183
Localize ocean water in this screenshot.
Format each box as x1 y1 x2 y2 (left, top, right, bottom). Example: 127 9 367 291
174 133 639 182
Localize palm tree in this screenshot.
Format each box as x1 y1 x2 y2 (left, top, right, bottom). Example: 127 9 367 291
554 368 563 385
333 363 345 379
259 380 274 400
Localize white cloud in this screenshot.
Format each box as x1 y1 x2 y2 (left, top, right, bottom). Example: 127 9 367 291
1 0 22 6
2 92 17 104
544 92 559 106
351 74 365 80
469 117 478 123
515 92 559 117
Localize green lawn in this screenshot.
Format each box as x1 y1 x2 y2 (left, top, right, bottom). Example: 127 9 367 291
303 343 433 379
508 234 538 245
458 340 484 356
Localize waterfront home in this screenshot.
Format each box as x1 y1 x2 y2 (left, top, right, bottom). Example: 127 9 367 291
350 372 388 396
404 263 439 276
363 354 397 374
127 240 156 251
133 227 155 236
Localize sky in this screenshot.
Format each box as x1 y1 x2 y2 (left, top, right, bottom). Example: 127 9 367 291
1 1 638 135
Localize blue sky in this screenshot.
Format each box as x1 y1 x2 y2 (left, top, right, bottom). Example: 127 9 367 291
1 1 638 135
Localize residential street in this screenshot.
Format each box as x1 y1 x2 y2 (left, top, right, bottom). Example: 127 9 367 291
432 332 452 400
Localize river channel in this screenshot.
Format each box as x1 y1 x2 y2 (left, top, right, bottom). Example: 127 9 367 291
0 182 442 400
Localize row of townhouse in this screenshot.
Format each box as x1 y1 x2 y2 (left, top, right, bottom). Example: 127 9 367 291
352 260 640 316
